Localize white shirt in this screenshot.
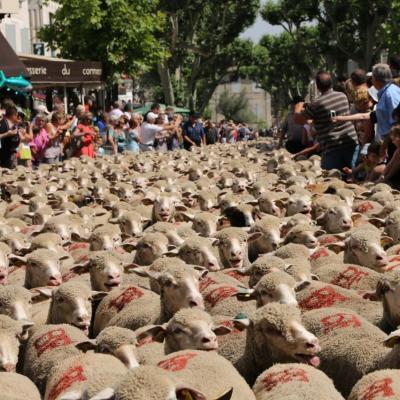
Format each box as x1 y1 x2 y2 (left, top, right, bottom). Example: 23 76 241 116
141 122 163 145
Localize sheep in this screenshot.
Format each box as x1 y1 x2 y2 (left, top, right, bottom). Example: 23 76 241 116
191 211 220 237
243 255 288 287
252 363 344 400
111 211 149 238
222 203 258 228
44 352 127 400
89 365 230 400
257 191 288 216
0 285 33 322
274 243 312 260
131 232 174 266
37 281 106 335
348 369 400 400
144 222 196 246
146 194 185 223
0 372 41 400
233 302 321 385
10 249 69 289
30 233 64 253
301 306 400 397
87 223 122 251
248 216 282 261
156 350 255 400
71 251 124 291
315 204 355 233
197 190 219 211
0 315 32 372
137 308 232 355
213 227 262 270
331 228 391 272
314 262 381 293
283 223 325 249
178 236 221 271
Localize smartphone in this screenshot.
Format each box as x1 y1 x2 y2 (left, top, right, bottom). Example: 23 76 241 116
330 110 337 118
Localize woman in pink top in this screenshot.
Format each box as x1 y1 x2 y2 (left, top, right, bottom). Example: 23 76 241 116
73 112 96 158
30 113 49 166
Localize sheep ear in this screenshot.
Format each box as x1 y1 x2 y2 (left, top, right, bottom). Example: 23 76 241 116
275 199 286 210
384 329 400 348
128 266 152 277
351 213 363 224
233 314 251 331
362 291 380 301
75 339 97 352
136 325 166 343
213 325 232 336
381 236 393 248
71 263 90 275
8 254 27 266
123 263 142 273
175 385 210 400
295 281 311 292
141 198 155 206
315 229 326 237
31 287 54 300
311 274 319 281
165 248 179 256
121 241 138 253
326 242 345 254
247 232 263 242
88 388 115 400
177 211 195 222
59 390 83 400
71 232 87 242
18 319 34 341
91 291 108 302
175 205 188 212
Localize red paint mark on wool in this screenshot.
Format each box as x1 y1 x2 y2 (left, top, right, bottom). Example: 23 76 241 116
223 270 246 282
219 320 241 335
320 312 361 335
47 365 87 400
136 336 155 347
109 286 144 312
319 236 340 245
361 378 394 399
330 267 369 289
7 203 22 213
158 352 198 372
384 263 400 272
299 286 349 311
389 256 400 263
68 242 90 252
204 286 238 307
309 247 329 261
261 368 309 392
355 202 374 214
199 276 216 292
20 225 39 235
34 328 72 357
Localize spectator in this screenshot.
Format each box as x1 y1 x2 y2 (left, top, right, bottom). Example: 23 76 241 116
144 103 161 122
113 118 127 153
372 63 400 159
16 112 33 168
73 112 96 158
30 113 49 166
0 106 21 169
205 121 219 145
182 112 205 150
44 112 68 164
102 115 118 155
140 112 165 151
381 125 400 187
97 112 109 136
125 114 141 154
294 70 358 170
109 101 124 119
279 96 306 154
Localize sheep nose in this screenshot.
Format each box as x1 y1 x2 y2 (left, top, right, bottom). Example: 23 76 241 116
231 250 242 257
377 255 384 260
48 276 62 286
1 363 16 372
305 339 321 352
271 242 278 250
108 273 120 280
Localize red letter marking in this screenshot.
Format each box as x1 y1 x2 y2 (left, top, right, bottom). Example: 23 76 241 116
320 312 361 335
261 368 309 392
330 267 369 289
361 378 394 400
34 329 72 357
299 286 349 311
204 286 238 308
158 352 198 372
109 286 144 312
48 365 87 400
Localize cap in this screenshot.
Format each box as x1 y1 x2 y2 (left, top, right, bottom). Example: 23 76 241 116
35 104 50 115
147 112 158 121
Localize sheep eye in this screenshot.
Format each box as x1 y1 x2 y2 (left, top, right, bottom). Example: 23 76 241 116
98 345 110 354
56 296 64 303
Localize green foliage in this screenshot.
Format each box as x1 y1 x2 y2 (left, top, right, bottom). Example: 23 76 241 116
38 0 166 82
157 0 260 111
217 89 257 123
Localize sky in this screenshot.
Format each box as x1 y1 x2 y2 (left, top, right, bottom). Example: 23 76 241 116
241 14 283 43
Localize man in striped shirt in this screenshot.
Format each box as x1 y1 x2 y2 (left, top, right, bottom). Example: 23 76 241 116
294 71 359 170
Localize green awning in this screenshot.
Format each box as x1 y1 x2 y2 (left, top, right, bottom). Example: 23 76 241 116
133 103 190 116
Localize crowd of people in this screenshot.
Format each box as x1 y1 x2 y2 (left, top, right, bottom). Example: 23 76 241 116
279 56 400 188
0 99 258 170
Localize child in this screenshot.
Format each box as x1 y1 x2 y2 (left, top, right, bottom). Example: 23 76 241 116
17 121 33 168
343 142 383 182
381 126 400 188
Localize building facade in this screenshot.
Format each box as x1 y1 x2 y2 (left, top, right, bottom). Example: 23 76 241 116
209 78 272 128
0 0 58 56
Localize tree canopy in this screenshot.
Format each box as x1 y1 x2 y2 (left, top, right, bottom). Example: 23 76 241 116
39 0 166 81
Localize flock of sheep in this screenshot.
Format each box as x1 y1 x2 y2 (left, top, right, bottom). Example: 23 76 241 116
2 139 400 399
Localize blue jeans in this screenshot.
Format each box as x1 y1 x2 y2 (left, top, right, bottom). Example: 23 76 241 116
321 145 359 171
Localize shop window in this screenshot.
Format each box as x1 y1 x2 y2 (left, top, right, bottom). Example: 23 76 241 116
21 27 30 53
5 24 16 51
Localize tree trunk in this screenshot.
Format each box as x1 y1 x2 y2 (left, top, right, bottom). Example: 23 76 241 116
157 63 175 106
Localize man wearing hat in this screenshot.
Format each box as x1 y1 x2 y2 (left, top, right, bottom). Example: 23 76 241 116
182 111 205 150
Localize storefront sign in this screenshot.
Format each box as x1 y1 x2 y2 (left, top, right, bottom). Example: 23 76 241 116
21 57 103 83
